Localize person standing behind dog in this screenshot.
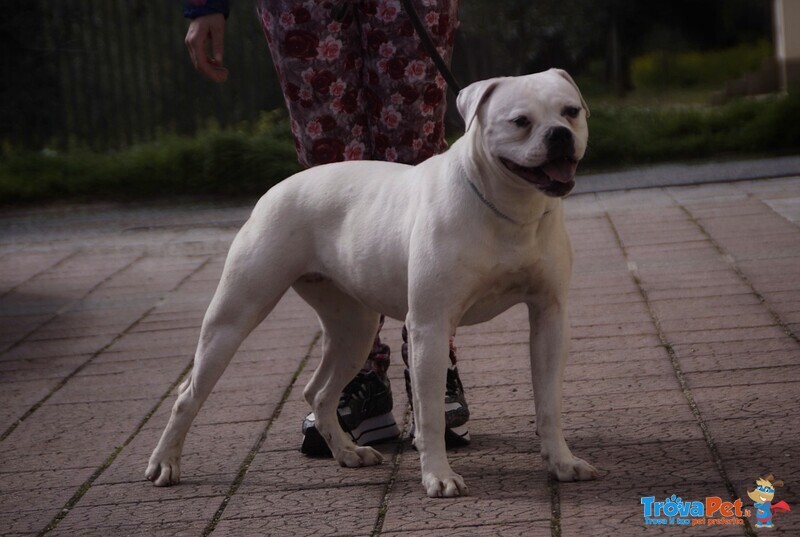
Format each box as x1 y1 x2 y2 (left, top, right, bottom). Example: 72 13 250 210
182 0 471 453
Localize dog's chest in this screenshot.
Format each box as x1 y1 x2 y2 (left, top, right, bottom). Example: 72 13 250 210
460 264 542 325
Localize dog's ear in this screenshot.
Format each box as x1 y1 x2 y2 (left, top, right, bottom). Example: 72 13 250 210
457 78 502 132
552 68 590 119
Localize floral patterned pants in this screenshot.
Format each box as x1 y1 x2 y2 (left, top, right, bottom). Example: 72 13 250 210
257 0 460 167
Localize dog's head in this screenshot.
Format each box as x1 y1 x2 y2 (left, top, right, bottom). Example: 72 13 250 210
457 69 589 198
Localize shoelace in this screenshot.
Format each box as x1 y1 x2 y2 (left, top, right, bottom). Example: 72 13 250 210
339 371 387 409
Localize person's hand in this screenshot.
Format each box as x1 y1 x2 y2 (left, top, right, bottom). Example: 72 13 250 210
185 13 229 83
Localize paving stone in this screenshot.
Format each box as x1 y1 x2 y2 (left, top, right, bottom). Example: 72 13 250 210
684 366 800 388
671 337 797 360
675 348 798 373
221 483 386 520
0 178 798 536
381 521 552 536
560 479 745 536
568 344 667 366
51 497 221 536
212 514 375 537
0 508 69 534
0 250 75 292
0 485 85 517
49 521 210 537
383 468 552 534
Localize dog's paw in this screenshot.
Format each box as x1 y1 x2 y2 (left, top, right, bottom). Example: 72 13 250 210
422 471 469 498
336 446 384 468
145 453 181 487
547 455 599 482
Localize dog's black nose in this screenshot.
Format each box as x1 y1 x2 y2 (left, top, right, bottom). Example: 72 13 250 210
545 126 574 159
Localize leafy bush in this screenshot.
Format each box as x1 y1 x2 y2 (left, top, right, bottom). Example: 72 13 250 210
583 92 800 169
2 95 799 205
0 112 301 204
631 41 772 91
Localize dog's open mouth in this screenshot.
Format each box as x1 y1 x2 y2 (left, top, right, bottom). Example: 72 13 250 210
500 156 578 197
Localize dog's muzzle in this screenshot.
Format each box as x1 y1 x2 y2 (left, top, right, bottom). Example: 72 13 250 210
500 156 577 197
500 127 579 198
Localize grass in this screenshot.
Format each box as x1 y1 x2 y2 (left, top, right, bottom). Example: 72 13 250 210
2 94 799 205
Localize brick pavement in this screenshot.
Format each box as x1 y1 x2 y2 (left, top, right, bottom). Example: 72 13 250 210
0 177 798 536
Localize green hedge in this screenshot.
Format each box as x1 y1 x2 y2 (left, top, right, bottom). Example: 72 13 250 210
2 94 799 205
0 114 301 204
582 92 800 169
631 41 772 91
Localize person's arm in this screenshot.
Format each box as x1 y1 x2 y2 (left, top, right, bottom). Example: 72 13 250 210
183 1 230 83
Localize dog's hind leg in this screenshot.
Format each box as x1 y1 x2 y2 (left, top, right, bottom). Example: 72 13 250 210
294 280 385 468
146 223 298 486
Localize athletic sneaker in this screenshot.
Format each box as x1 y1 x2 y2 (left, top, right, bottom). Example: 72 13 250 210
301 368 400 457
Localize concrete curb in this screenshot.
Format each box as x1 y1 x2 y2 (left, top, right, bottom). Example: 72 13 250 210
575 154 800 193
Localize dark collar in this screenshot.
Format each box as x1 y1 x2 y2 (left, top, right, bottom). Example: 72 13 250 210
463 176 520 224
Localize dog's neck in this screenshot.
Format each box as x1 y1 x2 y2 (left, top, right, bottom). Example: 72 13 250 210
453 129 557 226
461 172 521 224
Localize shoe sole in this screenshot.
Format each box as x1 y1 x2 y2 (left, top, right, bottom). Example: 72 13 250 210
408 422 471 448
445 424 471 447
301 413 400 457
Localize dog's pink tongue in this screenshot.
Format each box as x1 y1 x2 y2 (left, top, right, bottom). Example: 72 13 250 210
541 159 577 183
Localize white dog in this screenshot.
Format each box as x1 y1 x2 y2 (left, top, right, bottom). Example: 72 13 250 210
146 69 599 498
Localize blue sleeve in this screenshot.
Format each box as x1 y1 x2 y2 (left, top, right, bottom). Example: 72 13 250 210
183 0 230 19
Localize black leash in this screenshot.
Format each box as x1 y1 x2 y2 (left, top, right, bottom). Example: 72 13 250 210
399 0 462 96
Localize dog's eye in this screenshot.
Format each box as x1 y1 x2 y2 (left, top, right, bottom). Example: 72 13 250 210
562 106 581 119
511 116 531 128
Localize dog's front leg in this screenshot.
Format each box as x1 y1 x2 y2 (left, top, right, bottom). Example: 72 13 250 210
528 301 599 481
407 317 468 497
